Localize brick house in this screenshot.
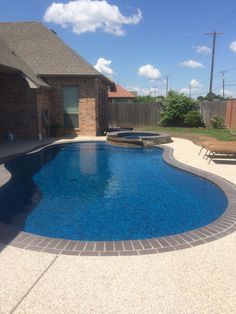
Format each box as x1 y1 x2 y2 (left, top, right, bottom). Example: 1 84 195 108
0 22 113 139
108 83 136 104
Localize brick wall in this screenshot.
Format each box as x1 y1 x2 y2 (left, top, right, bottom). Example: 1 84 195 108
43 76 107 136
0 71 39 139
36 88 52 137
0 73 108 139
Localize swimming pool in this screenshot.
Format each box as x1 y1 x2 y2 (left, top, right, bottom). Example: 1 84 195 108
0 142 228 242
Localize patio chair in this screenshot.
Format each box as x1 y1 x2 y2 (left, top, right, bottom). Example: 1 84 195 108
206 143 236 163
199 140 236 159
198 139 218 155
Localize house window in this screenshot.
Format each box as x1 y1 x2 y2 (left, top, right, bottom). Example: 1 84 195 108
63 86 79 128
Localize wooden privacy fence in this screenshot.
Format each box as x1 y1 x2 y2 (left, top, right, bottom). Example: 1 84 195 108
199 100 236 128
225 99 236 128
108 100 236 129
108 102 162 128
198 100 227 126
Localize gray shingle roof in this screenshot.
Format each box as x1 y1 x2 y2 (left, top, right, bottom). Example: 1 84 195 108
0 36 50 87
0 22 101 76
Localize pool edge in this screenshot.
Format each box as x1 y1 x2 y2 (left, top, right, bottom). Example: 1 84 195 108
0 141 235 256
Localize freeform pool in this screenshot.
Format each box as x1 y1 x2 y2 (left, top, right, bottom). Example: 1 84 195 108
0 142 228 242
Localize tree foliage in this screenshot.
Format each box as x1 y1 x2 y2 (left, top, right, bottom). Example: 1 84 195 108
210 116 224 129
197 93 224 101
134 95 164 104
160 91 197 126
184 111 205 127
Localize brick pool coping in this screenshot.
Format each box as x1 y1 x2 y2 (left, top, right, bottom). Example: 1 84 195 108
0 141 236 256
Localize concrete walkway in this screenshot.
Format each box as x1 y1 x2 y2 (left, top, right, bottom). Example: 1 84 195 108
0 137 235 314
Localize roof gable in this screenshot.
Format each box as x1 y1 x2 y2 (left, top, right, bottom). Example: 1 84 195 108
0 36 49 87
0 22 101 76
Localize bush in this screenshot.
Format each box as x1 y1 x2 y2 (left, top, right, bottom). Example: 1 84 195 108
184 111 205 127
160 91 196 126
210 116 224 129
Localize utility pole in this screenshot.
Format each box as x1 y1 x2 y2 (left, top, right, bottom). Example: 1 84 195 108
165 76 169 97
189 84 192 98
219 70 227 99
205 31 223 96
153 86 156 98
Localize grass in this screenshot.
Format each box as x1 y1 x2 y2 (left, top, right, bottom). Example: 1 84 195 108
137 126 236 144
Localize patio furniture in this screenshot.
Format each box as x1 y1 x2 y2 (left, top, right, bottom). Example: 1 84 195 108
198 139 218 155
199 140 236 159
206 143 236 163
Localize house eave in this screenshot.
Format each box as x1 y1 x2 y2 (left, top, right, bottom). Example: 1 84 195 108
40 73 115 90
0 63 20 74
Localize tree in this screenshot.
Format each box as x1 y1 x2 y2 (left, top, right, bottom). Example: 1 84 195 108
197 93 224 101
184 111 205 127
160 90 196 126
134 95 164 104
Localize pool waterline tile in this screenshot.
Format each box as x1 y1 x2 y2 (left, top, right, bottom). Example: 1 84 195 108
95 241 105 252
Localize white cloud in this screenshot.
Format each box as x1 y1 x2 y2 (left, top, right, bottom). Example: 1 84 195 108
149 87 159 96
229 41 236 52
138 64 161 80
94 57 114 77
196 46 211 54
222 89 236 97
128 86 163 96
44 0 142 36
190 79 201 89
180 59 204 69
127 86 150 96
180 87 190 95
180 79 202 96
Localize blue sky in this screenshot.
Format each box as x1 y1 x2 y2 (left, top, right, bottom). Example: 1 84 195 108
1 0 236 97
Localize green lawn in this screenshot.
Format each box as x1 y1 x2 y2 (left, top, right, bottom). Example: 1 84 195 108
137 126 236 142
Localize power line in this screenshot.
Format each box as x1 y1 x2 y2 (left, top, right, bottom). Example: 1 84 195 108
205 31 223 95
207 6 236 31
166 5 236 85
213 84 222 91
215 9 236 27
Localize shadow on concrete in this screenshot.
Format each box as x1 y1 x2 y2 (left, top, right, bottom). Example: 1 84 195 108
213 159 236 165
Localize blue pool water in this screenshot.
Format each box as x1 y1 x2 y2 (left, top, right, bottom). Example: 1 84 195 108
0 142 227 240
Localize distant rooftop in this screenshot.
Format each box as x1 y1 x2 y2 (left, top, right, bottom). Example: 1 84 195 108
108 83 136 98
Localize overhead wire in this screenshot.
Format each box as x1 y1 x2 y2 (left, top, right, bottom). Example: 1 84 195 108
163 4 236 96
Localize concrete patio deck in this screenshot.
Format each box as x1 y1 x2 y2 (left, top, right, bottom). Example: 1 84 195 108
0 137 235 314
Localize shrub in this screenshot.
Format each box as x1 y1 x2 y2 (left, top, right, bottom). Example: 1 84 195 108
160 91 196 126
210 116 224 129
184 111 205 127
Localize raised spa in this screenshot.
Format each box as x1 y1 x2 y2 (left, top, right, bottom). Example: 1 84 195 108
106 131 172 146
0 142 227 241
